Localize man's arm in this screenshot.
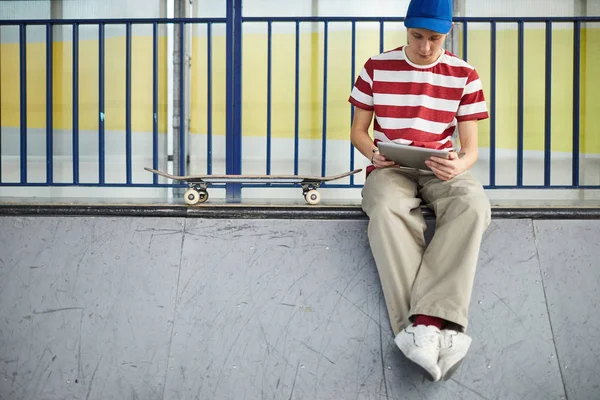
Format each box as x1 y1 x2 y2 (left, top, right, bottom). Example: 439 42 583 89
455 120 479 170
350 107 376 158
350 107 395 168
425 120 480 180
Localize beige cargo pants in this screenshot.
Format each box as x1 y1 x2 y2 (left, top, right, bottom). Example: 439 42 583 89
361 167 491 336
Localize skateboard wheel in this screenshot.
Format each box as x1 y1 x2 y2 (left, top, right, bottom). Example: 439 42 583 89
198 190 209 204
184 189 201 205
305 189 321 205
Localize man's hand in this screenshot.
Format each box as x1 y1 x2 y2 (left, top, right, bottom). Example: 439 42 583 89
425 151 468 181
372 150 396 169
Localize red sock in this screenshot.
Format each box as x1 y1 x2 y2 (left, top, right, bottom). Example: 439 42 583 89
414 314 446 330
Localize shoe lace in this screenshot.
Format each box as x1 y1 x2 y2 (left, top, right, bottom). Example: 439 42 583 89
419 328 441 349
441 330 458 349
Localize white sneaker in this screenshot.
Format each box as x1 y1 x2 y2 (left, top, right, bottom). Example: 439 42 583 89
394 324 442 382
438 329 472 381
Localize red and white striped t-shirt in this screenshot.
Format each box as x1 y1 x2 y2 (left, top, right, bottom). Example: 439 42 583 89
349 46 488 172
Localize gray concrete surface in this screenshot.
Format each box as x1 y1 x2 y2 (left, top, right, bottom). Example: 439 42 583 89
1 216 598 400
534 221 600 400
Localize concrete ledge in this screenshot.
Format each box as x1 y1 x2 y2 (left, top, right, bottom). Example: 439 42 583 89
1 202 600 220
2 216 599 399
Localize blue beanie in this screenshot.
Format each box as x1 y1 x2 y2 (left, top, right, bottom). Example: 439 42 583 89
404 0 453 34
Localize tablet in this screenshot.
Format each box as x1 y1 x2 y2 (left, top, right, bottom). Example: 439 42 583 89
377 142 452 171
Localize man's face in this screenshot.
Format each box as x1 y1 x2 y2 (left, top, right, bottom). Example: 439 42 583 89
406 28 448 65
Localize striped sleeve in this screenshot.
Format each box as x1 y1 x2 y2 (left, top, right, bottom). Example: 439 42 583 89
456 69 489 122
349 59 374 111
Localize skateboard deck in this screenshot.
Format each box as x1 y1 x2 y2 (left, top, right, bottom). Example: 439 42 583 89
144 167 362 205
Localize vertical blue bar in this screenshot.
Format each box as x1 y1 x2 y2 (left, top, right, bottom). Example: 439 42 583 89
226 4 234 180
179 22 185 177
266 21 272 175
572 21 581 187
207 22 213 175
126 22 132 184
152 22 158 183
19 24 27 183
462 21 468 61
99 23 105 184
490 21 497 188
517 21 524 187
379 20 384 53
72 23 79 184
544 21 552 187
321 21 329 177
225 0 243 198
294 21 300 175
46 23 53 184
233 3 242 182
350 20 356 185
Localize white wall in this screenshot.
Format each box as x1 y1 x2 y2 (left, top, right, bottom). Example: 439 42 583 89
318 0 410 17
465 0 580 17
2 0 594 21
0 0 166 43
60 0 164 19
0 0 164 19
589 0 600 15
192 0 226 18
0 0 50 19
209 0 588 18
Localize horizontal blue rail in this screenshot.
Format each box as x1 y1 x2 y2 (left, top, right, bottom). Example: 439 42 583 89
242 16 600 23
2 16 599 25
0 18 227 25
1 15 599 195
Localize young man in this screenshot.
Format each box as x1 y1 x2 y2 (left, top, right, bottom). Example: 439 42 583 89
349 0 491 382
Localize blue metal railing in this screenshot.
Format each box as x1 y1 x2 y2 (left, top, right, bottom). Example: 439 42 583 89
517 21 524 188
239 15 600 191
226 0 243 199
1 15 599 194
46 22 53 185
0 17 226 189
293 21 300 176
178 21 186 182
573 21 581 187
99 23 106 185
206 22 213 176
72 22 79 185
350 21 357 186
19 23 27 184
489 21 496 188
266 21 273 175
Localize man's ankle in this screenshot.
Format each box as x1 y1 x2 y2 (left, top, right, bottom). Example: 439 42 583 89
413 314 447 330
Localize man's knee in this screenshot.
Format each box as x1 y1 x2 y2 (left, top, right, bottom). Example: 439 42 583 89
461 195 491 227
362 170 420 218
363 182 421 218
368 194 421 221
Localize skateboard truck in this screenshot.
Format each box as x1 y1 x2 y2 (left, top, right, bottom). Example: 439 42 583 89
301 183 321 205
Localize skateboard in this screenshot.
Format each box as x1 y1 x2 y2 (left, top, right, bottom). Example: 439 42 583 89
144 167 362 205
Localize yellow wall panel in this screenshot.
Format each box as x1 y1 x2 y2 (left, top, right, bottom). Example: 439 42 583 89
79 39 100 131
1 27 598 154
550 28 574 153
583 28 600 154
1 43 21 127
191 35 226 137
0 36 168 133
465 27 598 154
52 41 72 130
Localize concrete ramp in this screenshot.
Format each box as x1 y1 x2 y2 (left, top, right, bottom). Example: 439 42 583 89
1 216 599 400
